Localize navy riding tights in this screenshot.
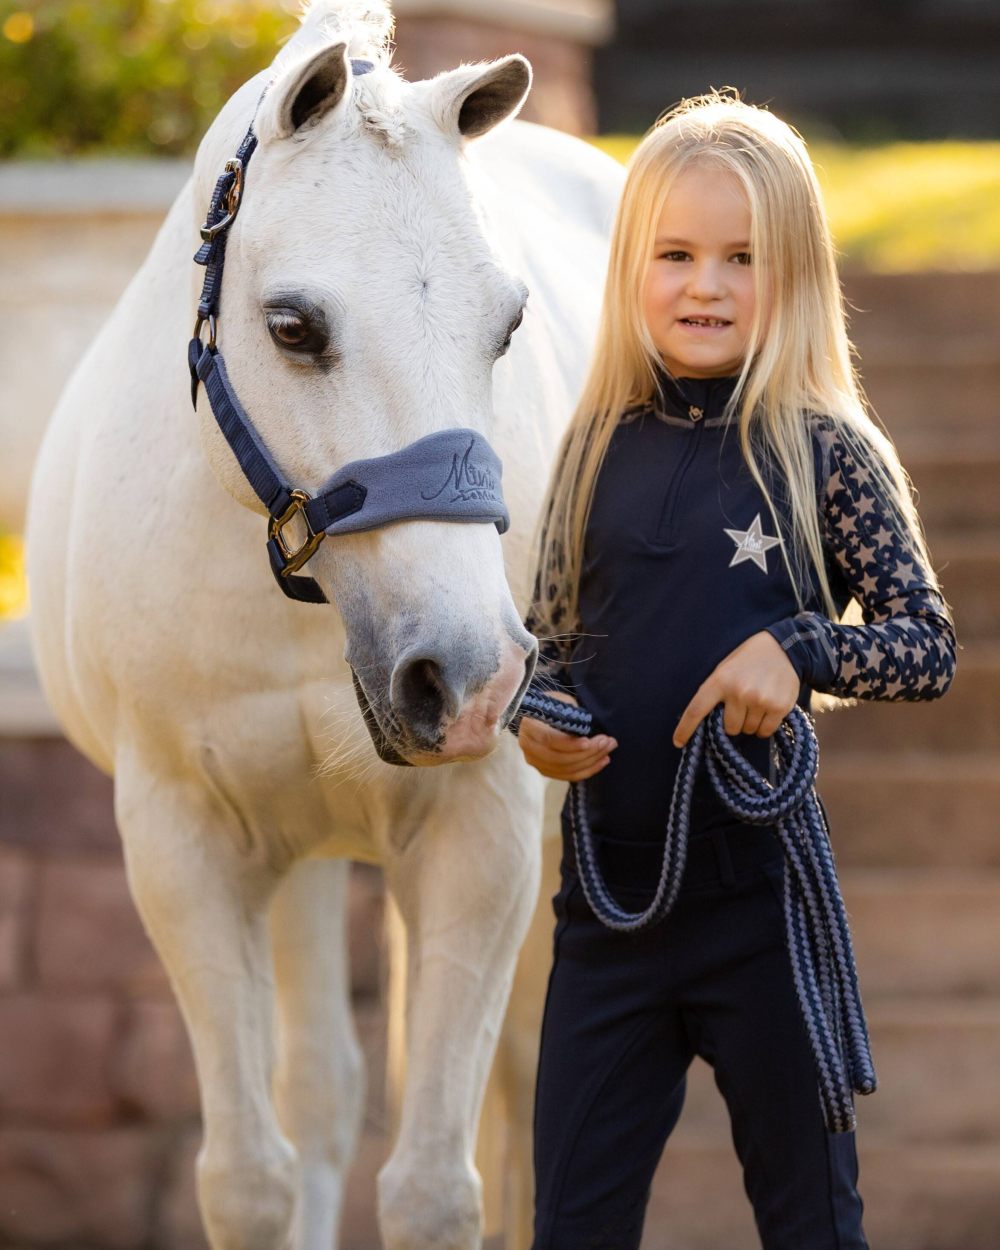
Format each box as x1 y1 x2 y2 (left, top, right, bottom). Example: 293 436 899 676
531 818 870 1250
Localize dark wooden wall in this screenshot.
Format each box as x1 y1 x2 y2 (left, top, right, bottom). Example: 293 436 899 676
595 0 1000 138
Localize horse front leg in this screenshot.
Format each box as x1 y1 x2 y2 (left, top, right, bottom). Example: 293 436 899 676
269 857 365 1250
116 764 297 1250
378 744 544 1250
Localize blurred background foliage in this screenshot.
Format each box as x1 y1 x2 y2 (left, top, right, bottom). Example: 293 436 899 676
1 0 300 156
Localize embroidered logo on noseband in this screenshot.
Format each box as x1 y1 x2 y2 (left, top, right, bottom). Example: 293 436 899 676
421 440 499 504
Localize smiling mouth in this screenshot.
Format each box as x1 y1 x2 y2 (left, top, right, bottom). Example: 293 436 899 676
679 317 732 327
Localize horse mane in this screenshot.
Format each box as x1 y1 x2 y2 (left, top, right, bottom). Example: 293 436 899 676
295 0 394 62
275 1 408 149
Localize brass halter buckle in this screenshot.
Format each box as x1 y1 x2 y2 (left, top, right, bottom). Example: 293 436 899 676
268 490 325 576
199 157 246 242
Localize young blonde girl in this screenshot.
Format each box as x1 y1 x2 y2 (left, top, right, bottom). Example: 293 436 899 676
517 91 956 1250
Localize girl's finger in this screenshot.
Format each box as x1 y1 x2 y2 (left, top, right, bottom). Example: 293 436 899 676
742 708 766 737
722 699 748 737
564 755 611 782
518 731 614 772
673 677 720 748
756 710 785 738
535 740 614 772
522 718 615 756
534 734 616 764
521 748 609 782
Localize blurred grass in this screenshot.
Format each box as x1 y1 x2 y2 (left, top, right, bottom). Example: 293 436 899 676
592 136 1000 273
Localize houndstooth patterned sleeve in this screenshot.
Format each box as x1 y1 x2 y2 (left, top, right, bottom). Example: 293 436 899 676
523 556 576 698
524 607 574 697
766 423 957 701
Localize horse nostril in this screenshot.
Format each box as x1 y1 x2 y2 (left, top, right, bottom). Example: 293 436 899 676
524 641 539 685
392 655 457 739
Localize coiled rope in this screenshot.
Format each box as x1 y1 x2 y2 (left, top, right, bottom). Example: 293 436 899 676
513 690 876 1133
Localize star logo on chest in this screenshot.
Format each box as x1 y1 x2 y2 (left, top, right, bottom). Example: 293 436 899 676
723 513 781 573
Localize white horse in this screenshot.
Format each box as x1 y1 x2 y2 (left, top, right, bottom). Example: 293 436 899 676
27 4 622 1248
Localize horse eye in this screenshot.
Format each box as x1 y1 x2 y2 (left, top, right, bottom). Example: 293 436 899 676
265 308 327 354
497 307 525 358
267 310 309 346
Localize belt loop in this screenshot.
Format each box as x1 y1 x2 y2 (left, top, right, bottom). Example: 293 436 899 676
708 827 736 887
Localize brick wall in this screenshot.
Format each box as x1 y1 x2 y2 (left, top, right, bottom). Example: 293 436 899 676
0 737 202 1247
0 731 387 1249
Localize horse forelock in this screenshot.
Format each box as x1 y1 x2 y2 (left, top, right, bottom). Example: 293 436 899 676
353 71 410 151
268 0 408 151
292 0 394 62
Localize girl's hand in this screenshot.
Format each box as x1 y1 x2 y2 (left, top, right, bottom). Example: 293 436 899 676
517 691 618 781
673 630 800 748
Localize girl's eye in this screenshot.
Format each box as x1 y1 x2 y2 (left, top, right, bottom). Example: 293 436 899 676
732 252 752 265
265 308 327 354
659 251 689 262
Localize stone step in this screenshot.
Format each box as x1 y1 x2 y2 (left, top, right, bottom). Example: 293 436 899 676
929 532 1000 641
904 442 1000 531
862 351 1000 446
340 994 1000 1250
818 753 1000 869
338 999 1000 1250
641 1136 1000 1250
842 869 1000 998
844 271 1000 355
814 644 1000 754
676 999 1000 1147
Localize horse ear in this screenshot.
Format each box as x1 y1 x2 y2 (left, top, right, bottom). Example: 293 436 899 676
430 55 533 140
259 41 351 141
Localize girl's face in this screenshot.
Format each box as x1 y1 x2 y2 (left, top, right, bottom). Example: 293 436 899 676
642 163 757 379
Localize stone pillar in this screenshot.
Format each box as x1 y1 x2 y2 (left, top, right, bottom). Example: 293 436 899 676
0 161 191 535
391 0 614 134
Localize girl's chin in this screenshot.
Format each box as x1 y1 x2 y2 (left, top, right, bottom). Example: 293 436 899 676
659 354 744 378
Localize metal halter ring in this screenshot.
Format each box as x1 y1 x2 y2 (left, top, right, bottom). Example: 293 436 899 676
193 313 218 349
268 489 325 575
199 157 246 242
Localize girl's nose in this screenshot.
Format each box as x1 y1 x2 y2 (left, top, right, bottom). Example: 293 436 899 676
685 261 727 300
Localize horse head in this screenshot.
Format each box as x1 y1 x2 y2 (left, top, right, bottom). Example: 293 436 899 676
190 4 540 766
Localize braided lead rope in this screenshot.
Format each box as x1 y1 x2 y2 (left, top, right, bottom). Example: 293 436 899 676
513 691 876 1133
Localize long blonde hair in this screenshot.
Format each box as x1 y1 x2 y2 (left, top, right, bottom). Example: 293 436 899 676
533 89 939 651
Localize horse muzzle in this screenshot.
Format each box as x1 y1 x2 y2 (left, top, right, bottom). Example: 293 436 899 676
350 633 536 766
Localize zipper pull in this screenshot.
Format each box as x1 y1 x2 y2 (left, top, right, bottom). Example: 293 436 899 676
688 405 704 422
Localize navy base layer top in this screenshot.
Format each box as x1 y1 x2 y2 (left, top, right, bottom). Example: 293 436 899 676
529 369 956 851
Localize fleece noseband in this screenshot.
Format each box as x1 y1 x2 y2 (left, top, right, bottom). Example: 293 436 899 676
187 61 510 604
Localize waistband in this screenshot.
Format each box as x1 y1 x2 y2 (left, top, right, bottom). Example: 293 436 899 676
560 818 783 894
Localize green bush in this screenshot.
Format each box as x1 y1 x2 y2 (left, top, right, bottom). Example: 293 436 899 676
0 0 300 157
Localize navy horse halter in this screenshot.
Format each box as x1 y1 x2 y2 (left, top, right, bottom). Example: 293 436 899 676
187 60 510 605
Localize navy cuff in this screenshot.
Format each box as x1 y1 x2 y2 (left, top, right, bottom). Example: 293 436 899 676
766 613 837 691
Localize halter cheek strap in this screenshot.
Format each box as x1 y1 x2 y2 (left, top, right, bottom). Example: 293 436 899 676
187 59 511 605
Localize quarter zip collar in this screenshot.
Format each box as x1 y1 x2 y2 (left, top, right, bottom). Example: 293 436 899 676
653 368 741 427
